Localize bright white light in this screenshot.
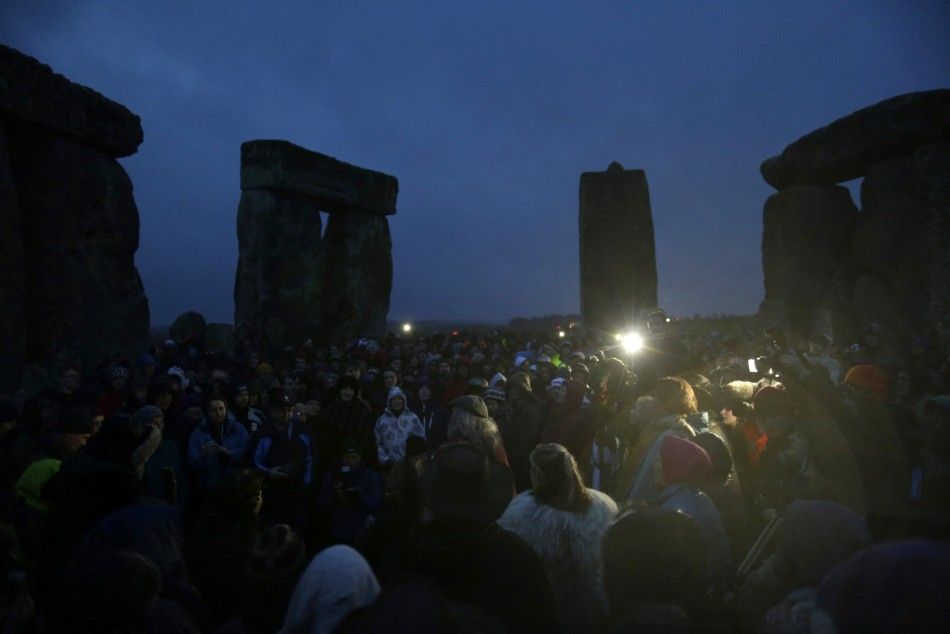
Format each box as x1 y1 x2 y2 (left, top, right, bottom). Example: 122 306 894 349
665 317 671 323
401 323 412 333
621 332 644 354
558 330 566 338
614 333 623 342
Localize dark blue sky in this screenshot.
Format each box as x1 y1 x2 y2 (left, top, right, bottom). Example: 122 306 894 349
3 1 948 325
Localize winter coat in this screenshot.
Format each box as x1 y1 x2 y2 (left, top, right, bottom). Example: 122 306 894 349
281 545 380 634
539 379 594 465
655 484 732 594
379 519 558 634
317 396 376 471
415 398 448 450
612 415 694 502
504 389 545 492
498 489 618 631
141 436 190 511
374 387 425 466
319 463 383 545
187 417 250 491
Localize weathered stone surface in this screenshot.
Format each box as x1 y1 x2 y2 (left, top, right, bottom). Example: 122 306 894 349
234 189 324 347
852 275 908 342
241 140 398 215
0 120 26 389
761 185 859 336
0 45 143 157
761 90 950 189
857 142 950 336
321 209 392 340
205 323 234 353
6 125 149 368
579 162 657 331
169 311 208 344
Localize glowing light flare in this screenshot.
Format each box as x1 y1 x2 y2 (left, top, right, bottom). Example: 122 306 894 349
558 331 566 338
621 332 644 354
401 322 412 333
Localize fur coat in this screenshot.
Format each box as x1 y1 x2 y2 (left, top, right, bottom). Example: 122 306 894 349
498 488 618 631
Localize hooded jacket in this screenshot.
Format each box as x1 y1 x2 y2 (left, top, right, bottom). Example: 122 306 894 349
281 545 380 634
539 378 593 464
374 387 425 465
186 416 249 490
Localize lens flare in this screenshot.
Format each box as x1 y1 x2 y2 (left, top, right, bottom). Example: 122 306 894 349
621 332 644 354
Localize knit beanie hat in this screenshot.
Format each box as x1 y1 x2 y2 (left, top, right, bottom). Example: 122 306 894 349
130 405 163 435
844 365 888 402
660 435 712 486
483 387 506 402
507 371 531 394
753 385 794 423
246 524 307 583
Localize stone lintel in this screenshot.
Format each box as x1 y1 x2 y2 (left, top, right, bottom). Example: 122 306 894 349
241 140 398 215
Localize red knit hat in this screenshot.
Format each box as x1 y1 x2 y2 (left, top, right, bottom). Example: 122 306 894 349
660 435 711 486
844 365 888 402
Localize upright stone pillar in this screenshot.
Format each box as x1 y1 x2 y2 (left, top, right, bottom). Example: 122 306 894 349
579 161 657 332
760 185 859 337
0 121 26 389
235 140 397 347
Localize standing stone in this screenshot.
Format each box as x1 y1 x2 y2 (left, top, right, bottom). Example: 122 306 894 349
235 140 397 347
169 311 209 345
0 45 148 380
579 162 657 332
234 190 324 348
0 121 26 389
856 142 950 337
321 209 393 340
6 125 148 368
761 89 950 189
760 185 859 337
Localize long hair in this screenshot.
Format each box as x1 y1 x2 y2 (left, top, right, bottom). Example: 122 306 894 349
652 376 698 418
529 443 591 514
446 408 502 458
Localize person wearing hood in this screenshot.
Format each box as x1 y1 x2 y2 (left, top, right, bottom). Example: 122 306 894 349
318 375 377 474
229 379 267 447
498 443 618 631
187 398 250 493
374 387 425 469
379 443 556 634
280 545 380 634
653 434 732 595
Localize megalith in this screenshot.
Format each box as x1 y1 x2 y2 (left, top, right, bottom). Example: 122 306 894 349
759 90 950 349
0 45 148 385
579 162 657 332
235 140 397 347
760 185 859 337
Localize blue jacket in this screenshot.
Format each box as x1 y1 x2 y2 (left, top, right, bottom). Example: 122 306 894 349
187 416 250 490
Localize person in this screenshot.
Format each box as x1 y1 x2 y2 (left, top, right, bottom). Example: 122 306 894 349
602 508 711 631
379 443 556 634
504 372 545 491
446 395 509 467
374 386 425 469
736 499 871 632
135 405 189 511
318 440 383 545
186 469 264 627
498 443 618 631
253 393 314 528
217 524 307 634
803 332 842 383
653 434 732 595
413 379 447 450
187 398 250 492
693 431 751 564
281 545 381 634
539 378 593 467
318 375 376 473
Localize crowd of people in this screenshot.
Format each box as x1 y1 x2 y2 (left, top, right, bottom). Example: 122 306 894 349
1 313 949 632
